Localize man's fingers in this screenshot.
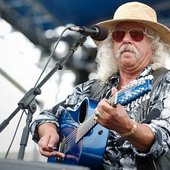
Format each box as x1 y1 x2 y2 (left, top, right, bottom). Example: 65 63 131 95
39 146 65 158
48 134 59 148
39 133 59 150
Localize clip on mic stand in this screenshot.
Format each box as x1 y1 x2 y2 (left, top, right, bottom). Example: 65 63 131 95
0 35 87 160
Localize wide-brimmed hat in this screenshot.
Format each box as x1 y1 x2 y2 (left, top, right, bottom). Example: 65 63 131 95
95 2 170 45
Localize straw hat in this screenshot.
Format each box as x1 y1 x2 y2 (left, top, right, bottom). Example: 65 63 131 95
95 2 170 45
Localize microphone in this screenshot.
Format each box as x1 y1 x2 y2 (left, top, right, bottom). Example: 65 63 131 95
68 25 108 41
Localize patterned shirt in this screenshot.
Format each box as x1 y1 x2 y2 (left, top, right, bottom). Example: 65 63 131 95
30 66 170 170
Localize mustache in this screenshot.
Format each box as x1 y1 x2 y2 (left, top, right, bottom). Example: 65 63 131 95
115 44 140 59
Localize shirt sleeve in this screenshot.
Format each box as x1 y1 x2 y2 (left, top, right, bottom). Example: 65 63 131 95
134 71 170 158
30 79 95 142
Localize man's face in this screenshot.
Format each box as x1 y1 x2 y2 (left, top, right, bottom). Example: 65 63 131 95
112 22 153 71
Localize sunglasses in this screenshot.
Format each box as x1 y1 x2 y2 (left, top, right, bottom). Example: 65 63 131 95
112 28 146 42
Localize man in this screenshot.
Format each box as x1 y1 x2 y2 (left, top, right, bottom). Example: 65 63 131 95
30 2 170 170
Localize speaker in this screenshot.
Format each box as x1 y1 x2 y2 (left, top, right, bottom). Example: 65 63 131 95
0 158 91 170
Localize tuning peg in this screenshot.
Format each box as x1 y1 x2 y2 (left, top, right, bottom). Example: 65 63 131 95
142 92 150 101
126 105 130 111
131 79 138 86
146 75 154 80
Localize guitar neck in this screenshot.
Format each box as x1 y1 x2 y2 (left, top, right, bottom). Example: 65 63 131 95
76 114 97 143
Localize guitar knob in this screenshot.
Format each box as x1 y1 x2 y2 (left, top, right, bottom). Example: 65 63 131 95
98 130 103 135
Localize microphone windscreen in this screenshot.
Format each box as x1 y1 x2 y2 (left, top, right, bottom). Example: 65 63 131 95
91 25 108 41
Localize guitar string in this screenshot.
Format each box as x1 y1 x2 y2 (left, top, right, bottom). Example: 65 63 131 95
63 115 95 143
63 114 97 146
59 130 77 152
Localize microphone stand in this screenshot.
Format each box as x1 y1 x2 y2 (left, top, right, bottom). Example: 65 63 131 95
0 35 87 160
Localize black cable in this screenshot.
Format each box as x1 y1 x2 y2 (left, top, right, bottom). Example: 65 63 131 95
5 110 25 158
34 27 69 88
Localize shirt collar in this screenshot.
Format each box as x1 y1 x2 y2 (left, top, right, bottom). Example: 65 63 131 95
109 65 153 85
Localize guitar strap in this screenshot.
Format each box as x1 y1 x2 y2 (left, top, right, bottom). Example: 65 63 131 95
142 68 168 123
89 79 113 101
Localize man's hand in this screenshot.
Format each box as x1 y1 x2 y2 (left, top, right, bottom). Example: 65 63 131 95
38 123 65 158
95 87 133 134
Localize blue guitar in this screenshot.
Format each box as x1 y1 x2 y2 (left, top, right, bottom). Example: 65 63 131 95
48 76 153 169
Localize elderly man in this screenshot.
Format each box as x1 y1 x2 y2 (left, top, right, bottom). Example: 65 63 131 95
31 2 170 170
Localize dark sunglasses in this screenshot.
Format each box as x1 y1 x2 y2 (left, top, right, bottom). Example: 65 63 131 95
112 28 146 42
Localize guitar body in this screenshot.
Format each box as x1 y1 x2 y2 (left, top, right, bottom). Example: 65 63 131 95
48 98 109 169
48 76 153 169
